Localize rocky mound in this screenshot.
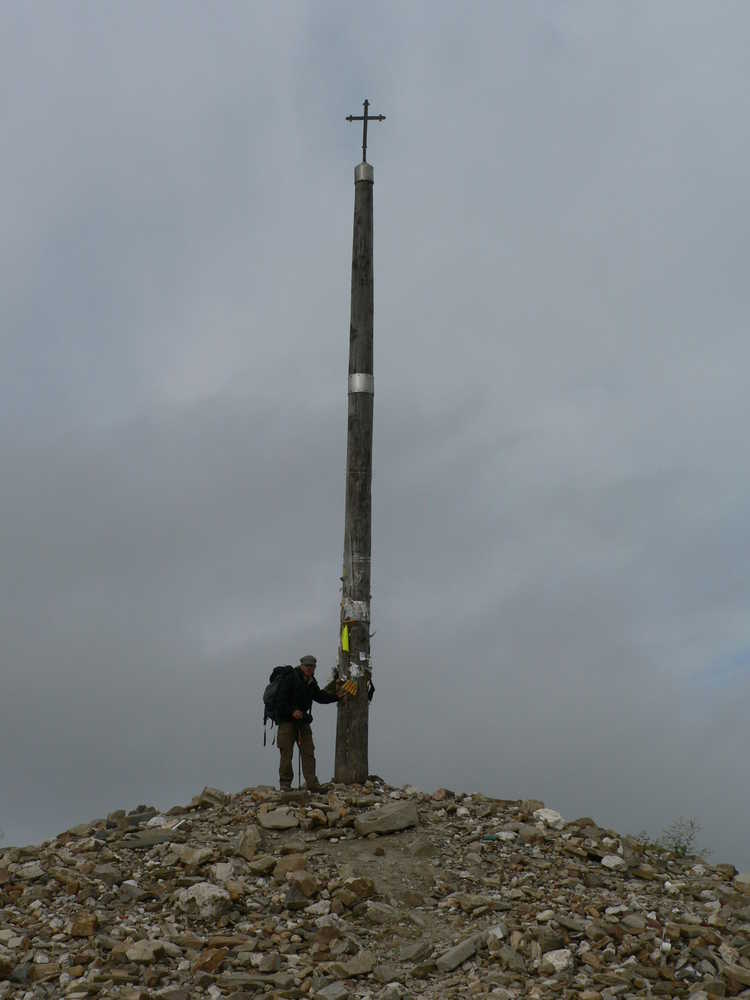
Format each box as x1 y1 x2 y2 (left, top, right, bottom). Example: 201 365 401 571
1 780 749 999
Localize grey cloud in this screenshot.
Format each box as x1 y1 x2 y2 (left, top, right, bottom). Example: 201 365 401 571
1 2 749 869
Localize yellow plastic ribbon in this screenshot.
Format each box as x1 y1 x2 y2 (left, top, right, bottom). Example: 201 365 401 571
341 624 350 653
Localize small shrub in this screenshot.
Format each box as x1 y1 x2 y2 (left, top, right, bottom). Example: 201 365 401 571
659 816 709 858
630 817 710 859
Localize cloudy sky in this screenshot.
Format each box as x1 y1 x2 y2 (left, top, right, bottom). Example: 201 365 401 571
2 2 749 869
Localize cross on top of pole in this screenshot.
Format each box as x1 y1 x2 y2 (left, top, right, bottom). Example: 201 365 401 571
346 98 385 163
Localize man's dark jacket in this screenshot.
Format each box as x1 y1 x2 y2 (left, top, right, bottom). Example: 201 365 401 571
276 666 338 724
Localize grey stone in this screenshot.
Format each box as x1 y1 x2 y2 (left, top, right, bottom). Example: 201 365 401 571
343 949 376 976
486 923 507 952
315 984 349 1000
354 800 418 836
374 963 402 983
234 825 263 860
537 928 565 952
540 947 572 973
13 861 43 880
125 939 165 963
174 882 231 919
115 828 185 849
171 844 213 866
411 961 436 978
194 786 229 807
257 806 299 830
721 961 750 986
533 807 566 829
498 945 526 972
258 951 280 972
248 854 276 875
377 985 404 1000
555 913 586 932
284 883 310 911
364 900 398 924
435 935 478 972
399 939 431 961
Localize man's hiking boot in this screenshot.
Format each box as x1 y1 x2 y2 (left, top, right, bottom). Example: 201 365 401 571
305 780 329 793
279 782 292 792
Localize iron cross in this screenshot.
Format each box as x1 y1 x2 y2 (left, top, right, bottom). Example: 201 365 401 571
346 98 386 163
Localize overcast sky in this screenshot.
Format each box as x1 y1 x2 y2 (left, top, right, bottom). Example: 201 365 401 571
2 2 749 870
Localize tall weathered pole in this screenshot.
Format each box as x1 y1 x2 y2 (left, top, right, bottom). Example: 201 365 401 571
334 100 385 784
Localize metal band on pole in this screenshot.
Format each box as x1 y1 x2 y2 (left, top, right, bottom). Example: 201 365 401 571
348 373 374 395
354 163 374 183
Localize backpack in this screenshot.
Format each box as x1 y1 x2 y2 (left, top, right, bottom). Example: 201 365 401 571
263 665 294 744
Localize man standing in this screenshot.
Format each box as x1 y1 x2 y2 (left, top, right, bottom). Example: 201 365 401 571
276 655 341 792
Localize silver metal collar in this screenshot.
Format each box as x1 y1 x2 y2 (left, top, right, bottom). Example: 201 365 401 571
348 373 374 395
354 162 374 183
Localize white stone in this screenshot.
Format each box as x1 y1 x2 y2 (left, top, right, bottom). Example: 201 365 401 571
257 806 299 830
174 882 231 919
234 825 263 860
719 942 740 964
171 844 213 866
13 861 44 880
541 948 572 973
487 922 506 941
601 854 626 869
306 899 331 916
210 862 234 883
315 913 346 929
533 808 565 830
126 939 165 963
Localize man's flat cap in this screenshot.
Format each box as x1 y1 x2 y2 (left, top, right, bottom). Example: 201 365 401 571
300 654 317 666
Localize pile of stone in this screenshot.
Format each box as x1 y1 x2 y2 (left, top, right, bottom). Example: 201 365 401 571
1 780 749 999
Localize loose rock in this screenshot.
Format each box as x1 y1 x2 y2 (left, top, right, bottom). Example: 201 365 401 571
0 780 747 1000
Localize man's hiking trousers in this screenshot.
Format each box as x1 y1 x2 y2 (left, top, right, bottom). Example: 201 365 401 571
277 721 317 789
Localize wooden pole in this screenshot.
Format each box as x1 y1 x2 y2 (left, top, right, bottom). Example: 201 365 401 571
334 159 375 784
